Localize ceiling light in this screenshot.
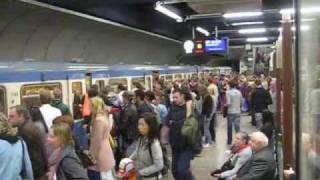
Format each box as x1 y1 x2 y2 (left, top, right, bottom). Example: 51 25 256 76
196 27 210 36
223 11 263 18
280 7 320 15
278 25 310 32
302 18 317 22
238 28 266 34
248 58 253 61
0 65 8 68
246 37 268 42
280 8 295 15
155 3 183 22
231 21 264 26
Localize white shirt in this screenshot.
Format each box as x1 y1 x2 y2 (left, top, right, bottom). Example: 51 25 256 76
39 104 62 128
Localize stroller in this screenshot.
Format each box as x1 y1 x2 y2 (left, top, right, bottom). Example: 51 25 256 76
116 158 137 180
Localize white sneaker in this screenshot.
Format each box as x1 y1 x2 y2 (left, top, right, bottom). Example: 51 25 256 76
203 143 212 148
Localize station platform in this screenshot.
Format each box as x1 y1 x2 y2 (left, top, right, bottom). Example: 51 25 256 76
164 114 257 180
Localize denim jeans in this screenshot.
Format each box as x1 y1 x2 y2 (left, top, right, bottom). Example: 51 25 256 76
203 116 213 144
172 149 194 180
227 113 240 144
255 113 263 129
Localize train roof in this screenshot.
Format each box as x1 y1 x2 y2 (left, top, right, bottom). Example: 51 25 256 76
0 61 218 83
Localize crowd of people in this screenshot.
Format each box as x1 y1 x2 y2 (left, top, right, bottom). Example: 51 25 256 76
0 71 280 180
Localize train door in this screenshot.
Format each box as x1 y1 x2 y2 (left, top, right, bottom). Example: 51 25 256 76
69 81 84 120
0 86 7 115
85 72 92 91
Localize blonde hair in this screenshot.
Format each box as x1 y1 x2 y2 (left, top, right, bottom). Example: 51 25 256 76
207 84 216 96
91 97 106 124
0 113 17 137
51 123 74 147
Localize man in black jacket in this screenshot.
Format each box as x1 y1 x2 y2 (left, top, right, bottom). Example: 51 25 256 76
163 89 194 180
251 80 272 129
237 131 276 180
8 105 48 180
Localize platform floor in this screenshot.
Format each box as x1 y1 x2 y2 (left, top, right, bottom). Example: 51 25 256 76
163 114 257 180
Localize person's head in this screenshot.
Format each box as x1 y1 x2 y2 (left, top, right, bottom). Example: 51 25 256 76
212 75 219 84
255 79 262 86
39 89 52 105
172 89 185 106
145 91 155 103
0 113 18 143
53 88 62 100
88 86 99 98
190 77 198 88
138 113 160 140
262 110 274 125
234 131 250 148
118 84 127 92
91 97 106 121
155 95 162 105
8 105 31 127
47 123 74 148
53 115 74 128
135 89 145 104
154 82 161 91
207 84 215 96
229 79 238 89
249 131 269 152
198 85 209 98
122 91 134 104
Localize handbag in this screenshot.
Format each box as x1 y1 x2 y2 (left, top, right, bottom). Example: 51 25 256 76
77 149 97 168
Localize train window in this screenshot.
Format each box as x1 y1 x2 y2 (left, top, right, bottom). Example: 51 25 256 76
108 78 127 93
175 74 183 81
166 75 173 82
0 86 6 114
131 77 145 91
20 83 61 109
72 82 83 95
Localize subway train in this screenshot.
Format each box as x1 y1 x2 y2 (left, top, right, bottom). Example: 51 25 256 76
0 61 231 116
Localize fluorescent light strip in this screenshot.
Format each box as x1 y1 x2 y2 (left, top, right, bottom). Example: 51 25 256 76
238 28 266 34
196 27 210 36
246 37 268 42
280 7 320 15
231 21 264 26
155 3 183 22
0 66 9 68
223 11 263 18
278 25 310 31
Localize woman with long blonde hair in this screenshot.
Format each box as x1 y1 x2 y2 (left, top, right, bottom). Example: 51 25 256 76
88 98 116 180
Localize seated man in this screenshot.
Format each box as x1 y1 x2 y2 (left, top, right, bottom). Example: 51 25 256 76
236 131 276 180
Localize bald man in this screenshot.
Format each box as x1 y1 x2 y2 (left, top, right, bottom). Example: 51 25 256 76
236 132 276 180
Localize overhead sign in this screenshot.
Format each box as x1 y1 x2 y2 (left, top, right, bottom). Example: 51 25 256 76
204 37 228 54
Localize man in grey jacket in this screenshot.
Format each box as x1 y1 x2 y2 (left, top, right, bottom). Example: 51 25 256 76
236 131 276 180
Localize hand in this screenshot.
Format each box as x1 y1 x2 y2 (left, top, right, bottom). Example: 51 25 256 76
213 174 221 177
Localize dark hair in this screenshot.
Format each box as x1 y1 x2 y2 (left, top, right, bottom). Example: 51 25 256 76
262 110 274 124
118 84 127 91
11 105 31 122
229 79 238 88
135 89 145 101
255 79 262 86
172 88 183 95
140 113 160 147
145 91 155 101
88 86 99 98
238 131 250 144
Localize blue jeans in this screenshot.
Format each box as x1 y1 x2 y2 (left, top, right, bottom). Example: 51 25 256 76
172 149 194 180
227 113 240 144
203 116 213 144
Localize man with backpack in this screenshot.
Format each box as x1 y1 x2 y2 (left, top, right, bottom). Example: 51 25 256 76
163 89 195 180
